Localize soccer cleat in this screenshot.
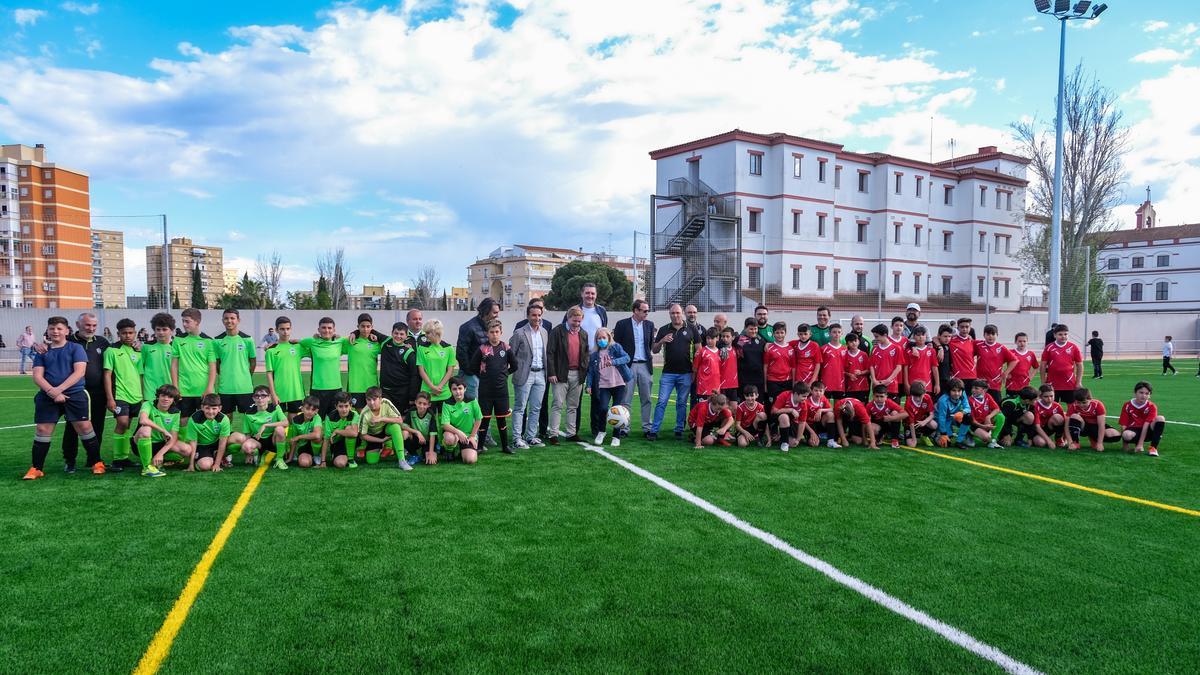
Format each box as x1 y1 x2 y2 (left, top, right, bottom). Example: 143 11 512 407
222 456 233 468
936 435 949 448
502 446 516 455
826 439 841 449
141 465 166 478
987 440 1003 449
548 436 560 445
780 442 790 453
890 439 900 449
398 459 414 471
611 436 621 447
594 432 607 446
528 437 544 446
273 457 289 471
644 433 657 442
63 464 76 474
92 462 107 475
1148 447 1159 457
922 435 933 447
347 460 358 469
673 431 683 440
1068 442 1080 451
22 467 44 480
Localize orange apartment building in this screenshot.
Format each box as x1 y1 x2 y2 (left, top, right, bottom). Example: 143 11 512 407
1 143 93 309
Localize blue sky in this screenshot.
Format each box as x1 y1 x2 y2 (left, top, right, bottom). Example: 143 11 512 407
2 0 1197 296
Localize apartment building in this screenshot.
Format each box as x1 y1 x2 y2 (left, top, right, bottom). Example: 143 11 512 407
467 244 643 309
1097 195 1200 312
91 229 125 308
146 237 225 308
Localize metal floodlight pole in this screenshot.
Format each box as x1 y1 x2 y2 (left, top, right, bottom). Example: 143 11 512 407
985 241 992 326
1082 244 1090 340
632 230 639 302
162 214 170 309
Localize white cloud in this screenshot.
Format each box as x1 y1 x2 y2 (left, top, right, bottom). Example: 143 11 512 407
13 8 46 26
994 78 1007 92
1131 48 1192 64
61 2 100 14
84 39 101 58
1143 20 1169 33
229 231 246 241
123 246 147 295
1123 65 1200 229
178 187 212 199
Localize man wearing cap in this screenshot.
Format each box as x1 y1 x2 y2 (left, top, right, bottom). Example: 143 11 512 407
811 306 834 346
902 303 924 338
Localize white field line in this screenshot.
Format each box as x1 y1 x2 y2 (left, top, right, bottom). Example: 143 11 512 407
581 442 1043 675
0 423 36 431
1104 414 1200 428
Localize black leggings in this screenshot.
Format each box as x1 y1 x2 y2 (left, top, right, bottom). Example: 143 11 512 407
1092 357 1102 378
1163 357 1176 374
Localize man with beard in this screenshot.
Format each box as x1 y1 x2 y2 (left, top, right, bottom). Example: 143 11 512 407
847 315 872 357
811 306 834 346
754 305 774 344
902 303 924 338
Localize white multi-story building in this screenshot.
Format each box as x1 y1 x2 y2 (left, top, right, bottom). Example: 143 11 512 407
1097 196 1200 312
649 130 1028 312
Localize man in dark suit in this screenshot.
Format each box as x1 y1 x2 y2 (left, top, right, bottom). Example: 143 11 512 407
613 299 655 434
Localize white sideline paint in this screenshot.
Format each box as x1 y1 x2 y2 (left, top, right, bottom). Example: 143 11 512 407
582 442 1043 675
0 423 36 431
1105 414 1200 428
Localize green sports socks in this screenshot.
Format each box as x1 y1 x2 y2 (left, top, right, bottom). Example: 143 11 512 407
386 424 403 458
136 436 153 470
110 430 131 462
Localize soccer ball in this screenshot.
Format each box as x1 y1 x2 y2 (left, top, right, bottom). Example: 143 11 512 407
606 405 631 431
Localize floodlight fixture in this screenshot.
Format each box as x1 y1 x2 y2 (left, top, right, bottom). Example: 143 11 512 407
1092 3 1107 18
1034 0 1051 11
1054 0 1070 13
1073 1 1091 15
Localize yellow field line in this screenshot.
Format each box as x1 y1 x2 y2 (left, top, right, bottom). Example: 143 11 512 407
133 452 275 674
902 446 1200 517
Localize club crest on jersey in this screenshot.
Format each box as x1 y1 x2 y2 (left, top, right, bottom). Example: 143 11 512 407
288 348 297 355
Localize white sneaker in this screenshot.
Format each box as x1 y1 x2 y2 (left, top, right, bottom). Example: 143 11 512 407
528 437 544 446
826 439 841 449
398 459 413 471
611 437 621 447
780 442 790 453
987 440 1002 449
513 438 529 449
594 432 606 446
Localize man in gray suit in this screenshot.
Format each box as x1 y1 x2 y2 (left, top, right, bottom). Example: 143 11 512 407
612 299 655 434
509 302 550 449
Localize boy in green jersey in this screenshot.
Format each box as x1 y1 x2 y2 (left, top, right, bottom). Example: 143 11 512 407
185 393 231 472
359 386 412 470
403 391 438 465
416 319 457 414
346 313 387 410
141 313 179 401
265 316 305 413
440 377 482 465
214 308 257 415
288 396 324 467
230 385 289 468
321 392 360 469
300 317 347 418
174 308 218 424
134 384 188 477
103 318 144 471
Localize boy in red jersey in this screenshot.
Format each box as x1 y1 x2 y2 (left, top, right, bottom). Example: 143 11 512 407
733 384 767 447
692 328 723 400
867 384 908 448
1067 387 1119 451
773 381 808 452
967 379 1003 448
868 324 903 400
790 323 823 386
764 322 794 402
718 327 740 402
1118 381 1165 457
948 317 978 381
888 316 908 349
688 392 734 448
1005 332 1038 394
906 326 938 395
842 332 870 402
804 380 835 448
975 325 1015 403
819 323 846 399
1040 324 1083 404
1031 384 1066 448
836 396 875 449
904 381 937 446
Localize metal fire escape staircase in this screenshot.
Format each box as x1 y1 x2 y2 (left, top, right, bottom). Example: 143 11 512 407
651 177 741 310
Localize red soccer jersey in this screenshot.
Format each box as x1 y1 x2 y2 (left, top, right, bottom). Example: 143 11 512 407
906 344 937 389
1005 349 1039 391
868 342 903 394
718 347 739 391
967 393 999 424
949 335 977 380
764 343 794 382
735 400 765 430
1118 400 1158 429
843 349 869 392
790 339 823 384
819 343 846 392
840 397 871 426
1041 341 1083 391
975 341 1014 390
1034 400 1065 427
804 394 831 422
905 393 934 422
693 347 723 396
1068 399 1106 425
688 401 733 429
867 398 906 422
888 335 908 350
772 391 806 417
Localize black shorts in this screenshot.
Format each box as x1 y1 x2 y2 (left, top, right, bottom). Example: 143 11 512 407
113 399 142 419
381 387 410 412
825 391 845 403
721 388 740 403
349 392 367 410
294 441 318 457
34 389 91 424
896 383 909 397
843 420 864 438
312 389 340 418
887 393 902 403
1054 389 1076 404
362 439 386 452
1081 422 1103 440
478 393 511 418
179 396 203 418
279 400 302 414
766 380 792 401
327 437 348 457
846 390 869 403
195 442 218 460
700 424 730 439
987 390 1003 405
220 393 254 415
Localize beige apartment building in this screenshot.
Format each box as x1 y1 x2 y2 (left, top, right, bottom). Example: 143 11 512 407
146 236 225 308
467 244 642 309
90 229 125 307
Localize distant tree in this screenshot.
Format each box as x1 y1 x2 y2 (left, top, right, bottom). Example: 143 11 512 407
410 266 439 310
441 290 449 311
287 290 318 310
542 261 632 311
254 251 284 308
315 276 332 310
316 248 352 310
190 266 207 309
171 291 181 309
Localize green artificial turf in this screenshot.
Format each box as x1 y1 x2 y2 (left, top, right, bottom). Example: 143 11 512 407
2 360 1197 673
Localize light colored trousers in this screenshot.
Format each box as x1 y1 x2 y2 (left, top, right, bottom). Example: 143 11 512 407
621 362 654 432
549 370 583 438
512 370 546 441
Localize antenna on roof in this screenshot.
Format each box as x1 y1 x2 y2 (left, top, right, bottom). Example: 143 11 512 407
948 138 956 169
929 116 933 164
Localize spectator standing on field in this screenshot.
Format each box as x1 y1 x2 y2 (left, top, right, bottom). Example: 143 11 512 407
902 303 924 338
810 306 834 346
613 299 655 435
1087 331 1104 379
648 303 697 441
17 325 37 375
1162 336 1177 375
546 306 588 444
62 313 112 472
509 302 549 449
458 298 499 401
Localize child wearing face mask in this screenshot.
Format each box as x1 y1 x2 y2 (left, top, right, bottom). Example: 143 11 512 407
587 327 632 445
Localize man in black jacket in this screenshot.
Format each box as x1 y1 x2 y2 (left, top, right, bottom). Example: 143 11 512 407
457 298 498 400
63 312 111 472
613 300 655 434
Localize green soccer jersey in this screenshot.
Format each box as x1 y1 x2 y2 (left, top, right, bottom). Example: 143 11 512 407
289 413 323 439
141 340 176 396
145 406 180 443
301 337 347 391
242 404 287 438
346 337 383 393
323 409 360 438
213 333 256 395
359 398 402 436
103 344 144 403
265 342 305 402
175 334 217 397
416 341 456 401
441 398 482 435
187 412 231 445
407 409 438 439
